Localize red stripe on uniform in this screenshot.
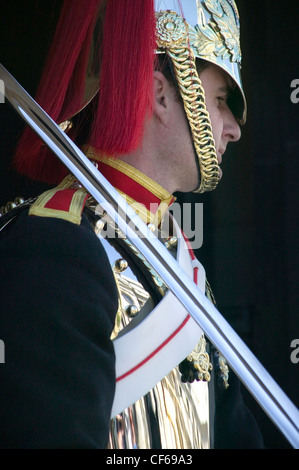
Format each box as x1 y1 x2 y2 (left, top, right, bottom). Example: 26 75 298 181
116 314 191 383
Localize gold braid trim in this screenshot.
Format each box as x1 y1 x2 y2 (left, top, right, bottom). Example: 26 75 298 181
29 175 88 225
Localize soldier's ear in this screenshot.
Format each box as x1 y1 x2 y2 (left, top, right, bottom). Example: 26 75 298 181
153 70 174 122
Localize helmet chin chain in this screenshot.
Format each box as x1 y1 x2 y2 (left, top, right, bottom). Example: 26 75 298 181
156 11 221 194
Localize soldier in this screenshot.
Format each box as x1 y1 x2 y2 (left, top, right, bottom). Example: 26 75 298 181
0 0 263 448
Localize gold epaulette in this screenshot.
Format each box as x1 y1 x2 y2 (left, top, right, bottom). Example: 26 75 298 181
29 175 89 225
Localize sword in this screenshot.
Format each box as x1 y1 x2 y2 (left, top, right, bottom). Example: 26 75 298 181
1 63 298 448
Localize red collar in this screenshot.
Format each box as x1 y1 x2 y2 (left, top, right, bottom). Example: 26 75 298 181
84 149 176 226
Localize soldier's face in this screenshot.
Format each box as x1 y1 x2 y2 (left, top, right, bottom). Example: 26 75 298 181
200 64 241 178
150 64 241 193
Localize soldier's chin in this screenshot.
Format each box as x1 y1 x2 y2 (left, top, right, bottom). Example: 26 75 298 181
218 167 223 180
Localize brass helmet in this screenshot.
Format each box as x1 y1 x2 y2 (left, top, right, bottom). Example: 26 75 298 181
154 0 246 193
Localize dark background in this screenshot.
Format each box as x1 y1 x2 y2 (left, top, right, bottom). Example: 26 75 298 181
0 1 298 449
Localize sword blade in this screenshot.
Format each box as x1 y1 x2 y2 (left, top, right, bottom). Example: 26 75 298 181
1 63 298 448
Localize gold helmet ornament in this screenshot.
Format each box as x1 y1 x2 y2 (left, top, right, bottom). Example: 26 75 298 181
154 0 247 193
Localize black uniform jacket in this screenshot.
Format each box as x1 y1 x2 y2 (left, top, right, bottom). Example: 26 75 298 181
0 208 118 449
